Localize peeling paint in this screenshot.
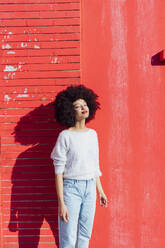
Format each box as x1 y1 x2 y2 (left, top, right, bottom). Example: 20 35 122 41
8 32 13 34
2 44 11 49
34 44 40 49
16 94 29 98
4 95 11 104
24 88 28 93
4 65 17 72
51 56 58 64
3 75 9 80
11 72 15 79
21 42 28 48
7 51 15 54
4 72 16 79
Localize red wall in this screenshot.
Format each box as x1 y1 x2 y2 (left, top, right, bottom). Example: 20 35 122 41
0 1 80 248
1 0 165 248
81 0 165 247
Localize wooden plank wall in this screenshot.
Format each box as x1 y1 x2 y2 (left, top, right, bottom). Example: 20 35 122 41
0 1 80 247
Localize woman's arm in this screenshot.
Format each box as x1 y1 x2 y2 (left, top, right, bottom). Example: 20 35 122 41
96 177 108 207
55 174 69 222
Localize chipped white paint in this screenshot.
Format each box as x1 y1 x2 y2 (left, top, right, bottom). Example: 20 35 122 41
8 32 13 34
51 56 58 64
16 94 29 98
21 42 28 48
4 95 11 104
34 38 38 41
4 65 17 72
24 88 28 93
2 44 11 49
4 72 16 79
34 44 40 49
3 75 9 80
18 65 22 70
11 72 15 79
19 61 25 64
7 51 15 54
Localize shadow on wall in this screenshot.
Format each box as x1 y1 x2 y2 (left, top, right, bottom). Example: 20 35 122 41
151 50 165 65
8 102 66 248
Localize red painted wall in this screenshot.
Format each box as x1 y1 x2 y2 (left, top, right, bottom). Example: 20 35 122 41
81 0 165 247
1 0 165 248
0 1 80 248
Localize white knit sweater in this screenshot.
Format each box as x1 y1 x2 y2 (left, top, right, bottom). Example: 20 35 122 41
50 128 102 180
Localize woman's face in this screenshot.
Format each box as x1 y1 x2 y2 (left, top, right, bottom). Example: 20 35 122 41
72 98 89 121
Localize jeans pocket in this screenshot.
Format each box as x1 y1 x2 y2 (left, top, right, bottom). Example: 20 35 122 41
63 179 74 188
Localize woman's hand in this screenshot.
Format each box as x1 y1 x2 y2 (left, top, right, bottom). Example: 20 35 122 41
96 177 108 207
59 202 69 222
98 191 108 207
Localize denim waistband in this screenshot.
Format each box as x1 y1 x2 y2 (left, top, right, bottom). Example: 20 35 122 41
63 178 96 183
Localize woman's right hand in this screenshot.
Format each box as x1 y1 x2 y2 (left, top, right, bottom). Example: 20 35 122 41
59 202 69 222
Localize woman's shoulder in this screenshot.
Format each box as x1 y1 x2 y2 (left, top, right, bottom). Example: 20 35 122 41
58 129 69 137
89 128 97 135
58 128 97 135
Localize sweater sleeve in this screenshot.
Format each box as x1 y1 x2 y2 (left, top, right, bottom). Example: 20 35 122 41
95 131 102 177
50 131 68 174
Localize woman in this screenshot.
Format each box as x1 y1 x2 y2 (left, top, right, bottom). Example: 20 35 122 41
51 84 108 248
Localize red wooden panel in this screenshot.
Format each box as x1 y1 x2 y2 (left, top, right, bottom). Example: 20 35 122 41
0 0 80 247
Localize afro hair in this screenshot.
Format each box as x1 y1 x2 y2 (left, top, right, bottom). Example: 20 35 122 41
53 84 100 127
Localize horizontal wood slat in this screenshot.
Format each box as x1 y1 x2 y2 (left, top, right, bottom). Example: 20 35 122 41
1 48 80 57
0 3 80 12
0 18 80 27
0 0 79 3
0 32 80 41
0 26 80 35
0 63 80 72
0 10 80 19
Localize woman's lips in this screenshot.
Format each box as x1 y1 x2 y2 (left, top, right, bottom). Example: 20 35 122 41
82 111 88 114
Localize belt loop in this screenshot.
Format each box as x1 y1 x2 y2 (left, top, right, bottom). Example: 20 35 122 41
74 179 77 184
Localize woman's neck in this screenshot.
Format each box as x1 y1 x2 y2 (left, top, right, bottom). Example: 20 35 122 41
68 121 89 131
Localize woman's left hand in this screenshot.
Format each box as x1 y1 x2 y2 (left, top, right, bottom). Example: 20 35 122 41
98 191 108 207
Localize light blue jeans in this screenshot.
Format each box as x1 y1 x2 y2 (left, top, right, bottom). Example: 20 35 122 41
58 178 96 248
